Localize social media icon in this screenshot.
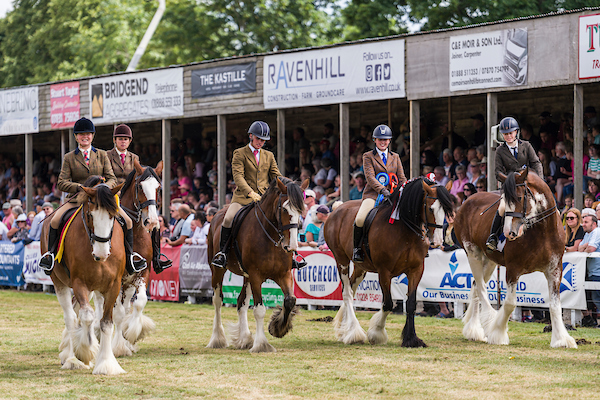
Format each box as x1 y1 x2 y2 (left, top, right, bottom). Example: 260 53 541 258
366 65 373 81
384 64 391 80
375 65 382 81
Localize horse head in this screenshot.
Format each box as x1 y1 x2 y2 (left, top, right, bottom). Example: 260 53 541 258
422 180 454 248
135 159 163 231
499 166 552 241
81 183 123 262
276 177 309 252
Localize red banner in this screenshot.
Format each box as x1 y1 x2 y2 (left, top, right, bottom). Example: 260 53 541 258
149 245 180 301
293 249 342 301
50 82 80 129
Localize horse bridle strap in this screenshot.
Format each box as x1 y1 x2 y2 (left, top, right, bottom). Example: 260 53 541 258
504 182 557 228
122 172 159 223
82 200 114 246
424 195 443 229
254 194 298 247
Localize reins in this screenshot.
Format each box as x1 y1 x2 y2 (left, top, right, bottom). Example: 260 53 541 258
254 193 298 248
503 181 558 229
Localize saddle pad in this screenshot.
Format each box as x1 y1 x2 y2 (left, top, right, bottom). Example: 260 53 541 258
497 233 507 252
56 205 83 263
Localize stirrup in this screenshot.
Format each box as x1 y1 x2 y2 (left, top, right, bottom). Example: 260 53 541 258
130 252 147 273
292 252 307 269
485 235 498 252
211 252 227 269
352 248 364 262
39 252 55 273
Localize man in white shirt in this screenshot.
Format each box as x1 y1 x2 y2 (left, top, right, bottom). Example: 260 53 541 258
29 202 54 241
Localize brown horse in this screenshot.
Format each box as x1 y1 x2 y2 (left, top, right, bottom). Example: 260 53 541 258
324 178 454 347
41 182 127 375
108 160 163 357
207 177 308 353
453 167 576 348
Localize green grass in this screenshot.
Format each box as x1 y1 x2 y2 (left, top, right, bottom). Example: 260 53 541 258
1 289 600 399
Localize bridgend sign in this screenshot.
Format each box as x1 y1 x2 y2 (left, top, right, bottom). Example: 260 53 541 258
89 68 183 125
0 86 39 136
263 40 405 109
579 13 600 79
449 28 528 91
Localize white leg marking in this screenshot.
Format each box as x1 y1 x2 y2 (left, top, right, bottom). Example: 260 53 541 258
250 304 276 353
207 284 228 349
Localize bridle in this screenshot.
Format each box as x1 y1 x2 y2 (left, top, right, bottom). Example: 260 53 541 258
120 170 159 223
255 193 299 248
400 188 443 242
81 197 115 249
504 182 557 229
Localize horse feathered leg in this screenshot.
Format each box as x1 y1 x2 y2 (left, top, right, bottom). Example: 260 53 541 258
545 260 577 348
229 281 254 349
368 270 392 345
92 291 104 340
485 282 515 345
207 283 228 349
269 271 297 338
402 266 427 348
93 279 125 375
462 244 487 342
337 267 367 344
122 279 155 345
56 284 89 370
71 285 99 367
249 280 275 353
112 290 135 357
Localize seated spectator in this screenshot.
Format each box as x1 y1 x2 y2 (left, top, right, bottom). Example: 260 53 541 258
314 158 337 189
319 139 335 163
475 178 487 193
450 165 469 199
186 211 208 245
588 179 600 201
559 194 574 224
349 173 366 200
433 166 450 186
565 208 584 252
299 189 318 242
0 219 8 241
11 213 29 243
520 123 541 153
158 215 170 238
468 159 484 184
441 149 457 180
317 206 331 251
586 144 600 187
300 205 329 248
585 194 596 210
29 202 53 241
578 213 600 327
462 183 477 204
326 175 341 203
166 204 194 247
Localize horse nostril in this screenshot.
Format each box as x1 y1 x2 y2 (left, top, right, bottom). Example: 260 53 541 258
94 256 101 261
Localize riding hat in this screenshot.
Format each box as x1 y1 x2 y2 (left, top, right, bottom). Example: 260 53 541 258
73 117 95 134
113 124 132 138
499 117 520 134
248 121 270 140
372 124 393 140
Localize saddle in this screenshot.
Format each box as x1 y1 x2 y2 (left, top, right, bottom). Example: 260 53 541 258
224 203 256 276
360 206 381 263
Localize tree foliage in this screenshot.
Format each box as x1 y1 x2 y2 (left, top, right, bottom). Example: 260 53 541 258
340 0 408 41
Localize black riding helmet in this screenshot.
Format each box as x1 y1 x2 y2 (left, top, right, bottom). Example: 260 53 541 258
248 121 270 140
73 117 95 135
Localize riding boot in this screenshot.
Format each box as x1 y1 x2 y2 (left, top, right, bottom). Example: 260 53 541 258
125 228 147 274
352 223 365 262
39 227 59 275
485 211 503 252
151 228 172 274
211 226 232 269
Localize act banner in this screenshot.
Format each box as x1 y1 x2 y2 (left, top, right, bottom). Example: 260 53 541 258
149 245 180 301
0 241 25 287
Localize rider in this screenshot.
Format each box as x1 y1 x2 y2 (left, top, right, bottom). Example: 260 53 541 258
107 124 172 273
353 124 407 262
485 116 544 252
211 121 284 269
39 117 146 275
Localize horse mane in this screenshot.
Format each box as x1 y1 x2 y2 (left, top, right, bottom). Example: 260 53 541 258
434 184 454 216
501 172 520 207
94 184 119 216
397 178 425 228
260 177 304 214
120 164 160 196
120 169 137 196
75 175 107 203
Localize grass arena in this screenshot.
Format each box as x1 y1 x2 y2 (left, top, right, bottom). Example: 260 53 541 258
1 289 599 399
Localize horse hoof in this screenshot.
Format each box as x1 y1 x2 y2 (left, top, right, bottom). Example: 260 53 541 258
249 342 276 353
62 357 90 370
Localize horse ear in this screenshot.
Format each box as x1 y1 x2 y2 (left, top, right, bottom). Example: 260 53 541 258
155 160 163 176
277 177 287 194
134 158 144 175
422 179 434 196
111 183 125 196
81 186 96 198
519 165 529 181
498 172 508 183
445 180 452 192
301 179 309 190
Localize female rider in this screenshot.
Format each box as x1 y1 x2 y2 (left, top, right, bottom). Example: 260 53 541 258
108 124 171 273
39 118 146 275
353 124 407 262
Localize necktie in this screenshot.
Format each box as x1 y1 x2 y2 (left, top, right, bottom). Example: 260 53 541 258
83 150 89 166
253 149 259 166
382 153 387 165
120 153 126 165
512 147 518 159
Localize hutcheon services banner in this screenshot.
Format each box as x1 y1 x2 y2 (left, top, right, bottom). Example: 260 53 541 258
89 68 183 125
449 28 528 91
50 82 80 129
0 86 39 136
263 40 405 109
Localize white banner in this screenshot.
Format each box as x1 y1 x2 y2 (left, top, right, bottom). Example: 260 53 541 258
0 86 39 136
449 28 528 91
89 68 183 125
579 14 600 79
263 40 405 109
23 241 53 285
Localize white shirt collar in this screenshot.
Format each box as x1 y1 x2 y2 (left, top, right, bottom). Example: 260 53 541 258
249 144 260 153
116 149 127 157
376 148 388 159
79 147 91 154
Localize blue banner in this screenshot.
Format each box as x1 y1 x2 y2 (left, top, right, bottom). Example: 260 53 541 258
0 241 25 287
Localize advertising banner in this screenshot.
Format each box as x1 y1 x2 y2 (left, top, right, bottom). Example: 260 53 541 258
222 271 284 308
179 244 213 296
263 40 405 109
149 245 180 301
50 82 80 129
0 86 39 136
449 28 528 91
191 63 256 98
23 241 53 285
89 68 183 125
0 241 25 286
579 14 600 79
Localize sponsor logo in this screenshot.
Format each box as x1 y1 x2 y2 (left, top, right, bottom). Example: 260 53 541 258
295 253 338 296
560 262 576 293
